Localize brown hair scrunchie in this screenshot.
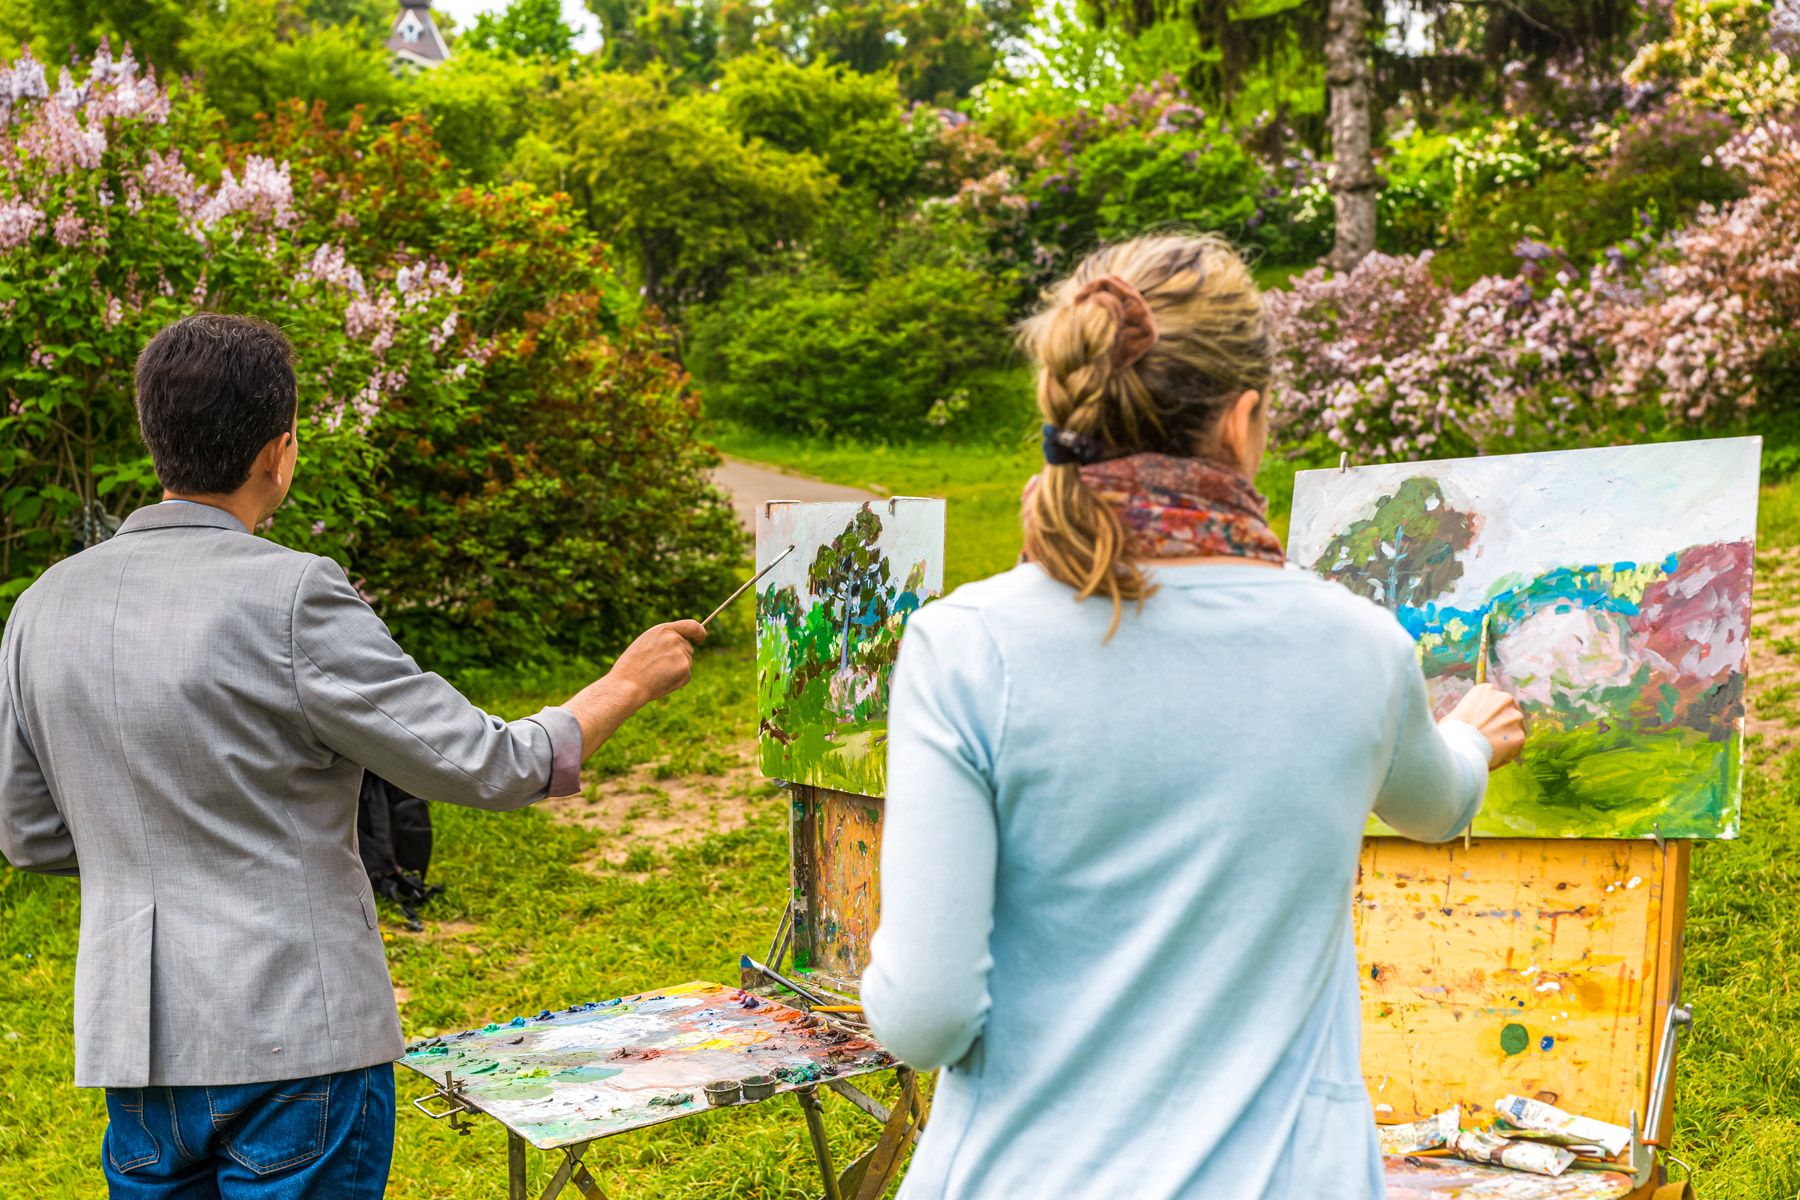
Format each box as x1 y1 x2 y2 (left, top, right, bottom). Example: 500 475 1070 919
1072 274 1159 369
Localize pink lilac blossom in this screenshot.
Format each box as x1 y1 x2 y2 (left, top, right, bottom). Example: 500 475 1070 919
0 198 44 249
192 157 296 231
52 212 88 247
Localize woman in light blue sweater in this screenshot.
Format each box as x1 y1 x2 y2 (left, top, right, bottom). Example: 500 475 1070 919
863 233 1524 1199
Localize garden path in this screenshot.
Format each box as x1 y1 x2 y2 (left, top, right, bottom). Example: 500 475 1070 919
709 455 883 530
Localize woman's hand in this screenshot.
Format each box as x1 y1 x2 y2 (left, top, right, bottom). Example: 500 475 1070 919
1445 683 1526 769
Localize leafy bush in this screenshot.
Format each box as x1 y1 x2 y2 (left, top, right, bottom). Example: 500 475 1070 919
1434 103 1741 286
718 54 919 203
526 70 835 309
0 47 740 671
687 228 1017 437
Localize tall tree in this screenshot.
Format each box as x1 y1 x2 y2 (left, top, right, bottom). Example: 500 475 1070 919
1323 0 1373 269
463 0 579 59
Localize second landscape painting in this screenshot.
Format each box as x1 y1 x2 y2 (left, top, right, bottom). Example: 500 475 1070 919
756 500 946 797
1289 439 1759 839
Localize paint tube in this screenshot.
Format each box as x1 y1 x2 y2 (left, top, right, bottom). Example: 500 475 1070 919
1495 1125 1607 1155
1493 1094 1631 1158
1378 1105 1460 1155
1447 1130 1576 1177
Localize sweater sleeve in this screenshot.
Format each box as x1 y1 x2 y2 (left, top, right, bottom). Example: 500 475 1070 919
863 603 1004 1070
1372 638 1493 843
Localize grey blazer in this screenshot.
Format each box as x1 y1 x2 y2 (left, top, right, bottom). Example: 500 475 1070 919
0 502 582 1088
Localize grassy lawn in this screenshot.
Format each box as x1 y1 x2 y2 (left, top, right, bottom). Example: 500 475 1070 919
4 431 1800 1197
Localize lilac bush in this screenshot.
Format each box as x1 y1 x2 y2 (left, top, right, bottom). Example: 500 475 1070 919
1269 115 1800 458
0 43 480 604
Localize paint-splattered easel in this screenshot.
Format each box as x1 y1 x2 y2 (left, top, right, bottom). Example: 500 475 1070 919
401 498 938 1200
1300 446 1755 1200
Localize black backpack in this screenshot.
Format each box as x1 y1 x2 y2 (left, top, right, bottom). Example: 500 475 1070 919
356 773 442 932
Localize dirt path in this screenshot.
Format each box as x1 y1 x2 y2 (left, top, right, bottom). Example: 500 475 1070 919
709 456 883 530
1748 545 1800 763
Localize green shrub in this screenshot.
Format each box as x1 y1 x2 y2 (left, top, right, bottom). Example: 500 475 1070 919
719 54 919 203
526 70 836 309
1433 104 1742 287
687 243 1017 438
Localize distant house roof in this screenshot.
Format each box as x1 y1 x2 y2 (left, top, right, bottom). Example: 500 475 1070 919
387 1 450 68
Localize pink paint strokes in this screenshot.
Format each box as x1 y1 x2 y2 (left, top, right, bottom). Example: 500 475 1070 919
1290 439 1760 839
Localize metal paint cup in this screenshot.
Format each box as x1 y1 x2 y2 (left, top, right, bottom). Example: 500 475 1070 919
704 1080 742 1107
741 1074 777 1101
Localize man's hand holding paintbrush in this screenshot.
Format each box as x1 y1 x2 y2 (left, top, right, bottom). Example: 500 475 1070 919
562 620 708 757
560 546 796 757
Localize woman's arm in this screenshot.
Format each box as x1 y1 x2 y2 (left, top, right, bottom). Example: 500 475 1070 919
863 604 1004 1069
1373 641 1521 842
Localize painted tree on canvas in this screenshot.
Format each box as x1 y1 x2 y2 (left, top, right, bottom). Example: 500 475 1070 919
808 506 893 675
1312 478 1477 608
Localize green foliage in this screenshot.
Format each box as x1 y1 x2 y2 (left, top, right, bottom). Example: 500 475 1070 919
1037 124 1263 253
184 2 398 134
0 51 739 672
255 104 743 672
461 0 579 60
1431 104 1743 285
527 70 834 308
687 240 1016 438
718 54 917 202
0 0 395 135
403 48 564 182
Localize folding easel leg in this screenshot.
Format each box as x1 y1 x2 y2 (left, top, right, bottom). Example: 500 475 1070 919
538 1141 605 1200
851 1067 921 1200
795 1085 844 1200
509 1133 528 1200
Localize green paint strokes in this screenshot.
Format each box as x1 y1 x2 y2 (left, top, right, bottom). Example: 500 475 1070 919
756 502 943 796
1500 1023 1530 1055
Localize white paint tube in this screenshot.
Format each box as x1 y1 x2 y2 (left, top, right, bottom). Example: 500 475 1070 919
1447 1130 1577 1177
1494 1094 1632 1158
1378 1105 1460 1155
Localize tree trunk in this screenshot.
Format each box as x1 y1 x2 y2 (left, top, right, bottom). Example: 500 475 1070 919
1325 0 1378 272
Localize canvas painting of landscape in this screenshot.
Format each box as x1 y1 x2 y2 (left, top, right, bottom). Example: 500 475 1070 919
756 500 945 797
1289 439 1759 839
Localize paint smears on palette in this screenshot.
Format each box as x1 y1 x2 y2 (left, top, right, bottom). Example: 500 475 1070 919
756 500 946 797
1384 1156 1634 1199
398 982 892 1149
1290 438 1759 839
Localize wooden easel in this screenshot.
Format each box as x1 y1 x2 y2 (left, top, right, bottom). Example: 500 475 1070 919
1360 835 1695 1198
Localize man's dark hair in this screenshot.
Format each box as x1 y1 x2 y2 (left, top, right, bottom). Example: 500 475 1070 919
135 314 299 495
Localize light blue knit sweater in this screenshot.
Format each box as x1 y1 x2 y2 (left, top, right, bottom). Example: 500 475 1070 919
863 562 1490 1199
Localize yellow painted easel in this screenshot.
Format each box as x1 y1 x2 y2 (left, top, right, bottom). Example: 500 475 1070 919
1358 836 1695 1199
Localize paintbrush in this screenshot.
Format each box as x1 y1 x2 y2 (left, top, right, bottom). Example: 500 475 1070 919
1464 609 1495 852
810 1005 864 1014
701 544 796 628
739 953 831 1008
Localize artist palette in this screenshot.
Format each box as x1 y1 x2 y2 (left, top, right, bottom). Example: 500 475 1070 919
1384 1155 1636 1199
399 981 891 1148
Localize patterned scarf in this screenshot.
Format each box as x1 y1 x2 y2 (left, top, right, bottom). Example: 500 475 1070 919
1025 453 1285 564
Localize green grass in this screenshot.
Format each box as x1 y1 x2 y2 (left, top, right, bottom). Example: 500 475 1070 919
5 435 1800 1197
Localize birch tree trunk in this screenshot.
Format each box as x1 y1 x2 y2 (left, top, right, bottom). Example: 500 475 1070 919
1325 0 1378 272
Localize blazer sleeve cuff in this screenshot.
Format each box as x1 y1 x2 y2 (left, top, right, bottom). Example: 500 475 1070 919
526 706 584 799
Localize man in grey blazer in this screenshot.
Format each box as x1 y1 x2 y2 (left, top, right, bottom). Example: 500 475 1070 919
0 314 708 1198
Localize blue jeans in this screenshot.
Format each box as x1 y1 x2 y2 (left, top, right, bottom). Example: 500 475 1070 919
102 1065 394 1200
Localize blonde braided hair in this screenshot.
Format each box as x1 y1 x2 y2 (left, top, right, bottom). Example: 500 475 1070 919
1018 233 1273 637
